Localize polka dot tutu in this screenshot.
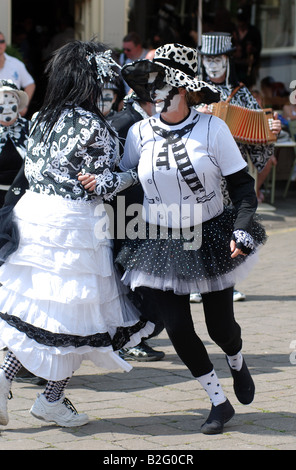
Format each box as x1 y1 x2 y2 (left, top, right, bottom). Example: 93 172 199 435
116 208 267 295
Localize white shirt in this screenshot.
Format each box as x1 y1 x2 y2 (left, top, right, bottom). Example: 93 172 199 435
120 108 246 228
0 53 34 89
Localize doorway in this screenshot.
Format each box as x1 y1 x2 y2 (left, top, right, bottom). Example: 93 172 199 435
11 0 75 115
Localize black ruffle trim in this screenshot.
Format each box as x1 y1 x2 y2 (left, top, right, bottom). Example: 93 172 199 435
0 311 147 351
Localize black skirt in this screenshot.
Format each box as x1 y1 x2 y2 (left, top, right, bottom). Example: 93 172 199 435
115 208 267 295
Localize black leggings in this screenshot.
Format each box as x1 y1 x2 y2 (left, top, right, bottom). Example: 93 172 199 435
136 286 242 378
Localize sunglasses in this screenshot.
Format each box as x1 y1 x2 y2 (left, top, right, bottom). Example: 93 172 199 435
0 40 5 44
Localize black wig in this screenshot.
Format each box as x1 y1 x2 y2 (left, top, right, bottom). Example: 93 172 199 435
33 40 118 139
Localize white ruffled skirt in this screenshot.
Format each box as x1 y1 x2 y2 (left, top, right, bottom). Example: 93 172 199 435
0 190 153 381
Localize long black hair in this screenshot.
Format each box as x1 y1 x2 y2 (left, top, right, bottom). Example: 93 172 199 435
32 39 118 139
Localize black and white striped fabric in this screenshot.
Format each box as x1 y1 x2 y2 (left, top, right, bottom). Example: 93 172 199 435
199 32 235 56
150 119 215 202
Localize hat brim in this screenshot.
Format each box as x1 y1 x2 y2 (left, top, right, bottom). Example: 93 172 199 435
121 60 164 102
121 59 220 105
15 90 29 112
0 86 29 112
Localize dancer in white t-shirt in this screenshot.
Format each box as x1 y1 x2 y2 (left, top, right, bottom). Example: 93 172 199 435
80 43 267 435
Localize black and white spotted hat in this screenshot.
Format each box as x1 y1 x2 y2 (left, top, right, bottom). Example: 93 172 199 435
121 43 220 104
198 32 235 56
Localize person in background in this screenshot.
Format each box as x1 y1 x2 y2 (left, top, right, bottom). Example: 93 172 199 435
0 80 29 207
0 79 48 385
119 32 148 94
250 88 278 203
0 32 35 116
232 5 262 88
198 32 281 302
260 76 289 105
282 102 296 122
100 49 165 362
108 91 165 362
0 40 153 428
99 76 125 119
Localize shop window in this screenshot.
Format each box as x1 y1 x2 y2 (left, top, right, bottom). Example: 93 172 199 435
256 0 296 49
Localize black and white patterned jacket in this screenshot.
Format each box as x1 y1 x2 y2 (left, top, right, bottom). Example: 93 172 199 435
26 107 135 201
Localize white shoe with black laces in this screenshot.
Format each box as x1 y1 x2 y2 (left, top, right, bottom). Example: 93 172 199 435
30 393 89 427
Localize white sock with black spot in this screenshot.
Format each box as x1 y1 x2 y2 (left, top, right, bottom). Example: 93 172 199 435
227 351 243 371
196 369 227 407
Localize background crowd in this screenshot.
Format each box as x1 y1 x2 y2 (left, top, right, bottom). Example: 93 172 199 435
5 1 290 119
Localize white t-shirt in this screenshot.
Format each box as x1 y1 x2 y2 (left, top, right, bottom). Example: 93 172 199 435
120 108 246 228
0 53 34 89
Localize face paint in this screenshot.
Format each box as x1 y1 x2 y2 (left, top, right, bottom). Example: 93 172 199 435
98 89 116 116
202 55 228 79
148 72 180 114
0 91 19 124
154 85 181 114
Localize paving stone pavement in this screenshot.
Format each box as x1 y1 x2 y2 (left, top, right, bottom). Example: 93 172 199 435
0 185 295 453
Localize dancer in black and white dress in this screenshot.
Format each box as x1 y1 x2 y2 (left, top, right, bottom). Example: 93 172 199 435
0 40 154 428
100 43 266 434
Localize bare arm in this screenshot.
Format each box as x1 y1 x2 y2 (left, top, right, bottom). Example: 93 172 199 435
20 83 36 116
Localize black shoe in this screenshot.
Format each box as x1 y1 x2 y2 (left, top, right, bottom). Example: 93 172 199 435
227 357 255 405
119 340 165 362
15 367 47 386
201 399 235 435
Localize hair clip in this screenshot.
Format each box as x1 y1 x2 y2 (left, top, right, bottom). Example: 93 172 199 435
86 49 121 84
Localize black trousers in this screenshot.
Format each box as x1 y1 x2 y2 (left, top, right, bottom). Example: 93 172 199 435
136 286 242 378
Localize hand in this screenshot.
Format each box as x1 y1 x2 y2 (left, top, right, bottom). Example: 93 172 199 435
271 112 282 135
230 239 247 258
78 172 96 192
19 106 28 117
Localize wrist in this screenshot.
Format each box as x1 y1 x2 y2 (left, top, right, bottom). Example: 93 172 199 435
232 229 254 255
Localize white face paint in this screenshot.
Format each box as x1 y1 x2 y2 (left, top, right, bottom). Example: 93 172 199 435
148 72 159 84
98 89 116 116
202 55 228 79
148 72 180 114
0 91 19 124
154 85 181 114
